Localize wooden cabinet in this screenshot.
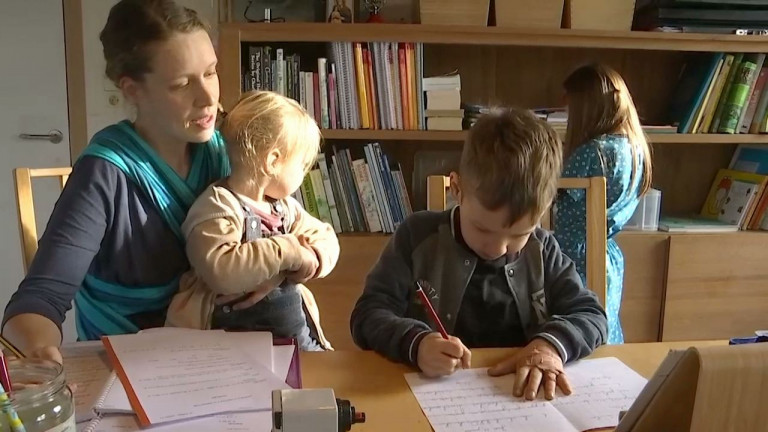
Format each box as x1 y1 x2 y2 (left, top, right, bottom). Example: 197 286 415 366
662 233 768 342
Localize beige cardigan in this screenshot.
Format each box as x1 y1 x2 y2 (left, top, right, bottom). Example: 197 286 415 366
165 183 339 349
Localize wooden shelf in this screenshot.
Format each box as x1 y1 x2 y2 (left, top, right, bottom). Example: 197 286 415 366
224 22 768 53
337 230 768 239
320 129 768 144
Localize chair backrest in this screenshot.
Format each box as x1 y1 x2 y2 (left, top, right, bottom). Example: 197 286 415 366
14 167 72 273
426 175 608 306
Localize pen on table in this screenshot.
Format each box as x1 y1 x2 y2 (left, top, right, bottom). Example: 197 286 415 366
0 353 10 393
0 336 24 360
0 355 25 432
415 280 450 340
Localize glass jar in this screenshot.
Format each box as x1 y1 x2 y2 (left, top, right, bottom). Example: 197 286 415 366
0 358 75 432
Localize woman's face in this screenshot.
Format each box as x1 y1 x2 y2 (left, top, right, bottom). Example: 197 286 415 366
124 29 220 146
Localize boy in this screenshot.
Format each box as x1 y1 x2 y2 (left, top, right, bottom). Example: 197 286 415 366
350 107 607 400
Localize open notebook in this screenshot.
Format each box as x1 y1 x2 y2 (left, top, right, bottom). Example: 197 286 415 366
405 357 648 432
79 411 272 432
63 329 300 427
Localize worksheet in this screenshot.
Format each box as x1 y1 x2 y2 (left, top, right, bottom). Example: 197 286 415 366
102 331 288 427
405 357 648 432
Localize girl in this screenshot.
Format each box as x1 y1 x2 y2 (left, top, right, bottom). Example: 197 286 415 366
554 63 653 345
165 90 339 351
2 0 229 362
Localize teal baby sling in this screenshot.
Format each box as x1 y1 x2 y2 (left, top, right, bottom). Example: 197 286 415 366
74 120 230 340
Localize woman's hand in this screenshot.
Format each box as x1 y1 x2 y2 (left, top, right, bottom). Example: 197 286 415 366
214 281 276 311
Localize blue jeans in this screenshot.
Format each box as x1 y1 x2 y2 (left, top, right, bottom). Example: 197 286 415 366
211 282 323 351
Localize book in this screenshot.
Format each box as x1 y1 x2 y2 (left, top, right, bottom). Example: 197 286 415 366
658 216 740 232
405 357 648 432
699 168 767 226
63 329 299 429
81 411 272 432
60 341 113 423
101 330 289 427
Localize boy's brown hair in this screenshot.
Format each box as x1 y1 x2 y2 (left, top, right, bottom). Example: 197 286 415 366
220 90 321 188
459 107 563 226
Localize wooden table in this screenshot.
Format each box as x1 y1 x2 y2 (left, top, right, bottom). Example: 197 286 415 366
300 341 727 431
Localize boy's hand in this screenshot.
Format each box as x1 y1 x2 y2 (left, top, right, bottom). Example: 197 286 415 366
286 236 319 284
488 338 572 401
417 333 472 378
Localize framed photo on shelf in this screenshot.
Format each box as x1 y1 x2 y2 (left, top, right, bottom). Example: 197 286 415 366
327 0 354 23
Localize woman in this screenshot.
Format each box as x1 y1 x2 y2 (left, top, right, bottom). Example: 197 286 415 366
553 63 653 345
1 0 230 362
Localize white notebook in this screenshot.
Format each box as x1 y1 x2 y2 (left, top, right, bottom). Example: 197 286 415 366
101 330 288 427
90 340 296 417
81 411 272 432
61 341 113 423
63 329 290 426
404 357 648 432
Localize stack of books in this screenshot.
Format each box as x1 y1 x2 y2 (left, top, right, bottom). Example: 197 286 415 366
423 72 462 131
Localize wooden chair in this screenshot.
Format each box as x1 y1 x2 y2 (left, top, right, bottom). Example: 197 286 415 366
426 175 608 306
14 167 72 273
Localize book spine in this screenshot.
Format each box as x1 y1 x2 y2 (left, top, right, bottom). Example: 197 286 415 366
718 58 758 134
711 53 744 132
317 153 342 233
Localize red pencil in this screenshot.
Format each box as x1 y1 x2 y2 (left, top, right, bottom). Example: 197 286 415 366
0 352 11 392
415 280 449 340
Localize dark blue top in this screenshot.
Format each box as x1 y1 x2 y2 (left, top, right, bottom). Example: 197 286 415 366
3 156 188 331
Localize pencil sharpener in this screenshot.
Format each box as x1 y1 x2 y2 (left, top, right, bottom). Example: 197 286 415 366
271 388 366 432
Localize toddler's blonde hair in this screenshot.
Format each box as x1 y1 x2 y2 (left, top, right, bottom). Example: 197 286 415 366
220 90 321 188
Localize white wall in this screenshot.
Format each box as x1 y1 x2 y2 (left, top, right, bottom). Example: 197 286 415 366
81 0 220 140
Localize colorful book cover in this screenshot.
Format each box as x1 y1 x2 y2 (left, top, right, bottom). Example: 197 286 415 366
699 54 734 133
718 54 760 134
711 53 745 133
700 168 767 226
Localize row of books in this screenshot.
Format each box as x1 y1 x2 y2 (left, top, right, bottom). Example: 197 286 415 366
668 52 768 134
292 143 413 234
241 41 426 131
660 144 768 232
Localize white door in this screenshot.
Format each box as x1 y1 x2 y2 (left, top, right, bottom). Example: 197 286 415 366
0 2 75 341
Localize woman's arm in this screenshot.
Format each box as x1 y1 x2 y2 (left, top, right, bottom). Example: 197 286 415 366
2 314 62 361
2 157 113 358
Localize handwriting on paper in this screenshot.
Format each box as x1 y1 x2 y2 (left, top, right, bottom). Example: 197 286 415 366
404 357 648 432
105 332 288 425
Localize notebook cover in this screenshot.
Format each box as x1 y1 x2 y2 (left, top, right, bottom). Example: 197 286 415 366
273 337 302 389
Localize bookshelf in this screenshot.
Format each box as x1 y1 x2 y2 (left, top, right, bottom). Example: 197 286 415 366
218 22 768 348
319 128 768 144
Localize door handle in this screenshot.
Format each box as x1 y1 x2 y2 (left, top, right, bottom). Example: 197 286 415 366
19 129 63 144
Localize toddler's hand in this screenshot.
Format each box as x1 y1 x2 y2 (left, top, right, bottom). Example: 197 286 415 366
286 236 319 284
416 332 471 378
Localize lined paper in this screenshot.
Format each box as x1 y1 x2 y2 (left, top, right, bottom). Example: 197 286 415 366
84 411 271 432
405 357 647 432
104 331 288 426
61 341 112 423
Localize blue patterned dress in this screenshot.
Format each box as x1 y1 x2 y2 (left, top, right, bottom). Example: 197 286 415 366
553 134 645 345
